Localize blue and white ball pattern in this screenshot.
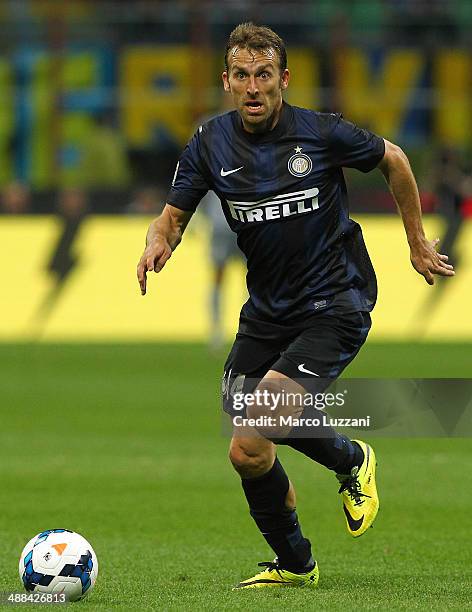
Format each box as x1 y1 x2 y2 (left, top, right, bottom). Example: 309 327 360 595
19 529 98 601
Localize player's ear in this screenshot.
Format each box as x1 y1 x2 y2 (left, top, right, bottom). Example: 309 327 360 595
280 69 290 90
222 71 231 92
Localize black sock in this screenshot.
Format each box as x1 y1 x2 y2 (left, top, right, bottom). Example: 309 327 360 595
241 458 313 573
281 430 364 474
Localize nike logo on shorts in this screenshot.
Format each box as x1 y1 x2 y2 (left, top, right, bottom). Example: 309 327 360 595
221 166 244 177
297 363 319 376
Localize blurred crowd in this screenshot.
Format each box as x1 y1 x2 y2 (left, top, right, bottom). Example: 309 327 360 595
3 145 472 220
0 1 471 45
1 0 472 220
0 182 167 216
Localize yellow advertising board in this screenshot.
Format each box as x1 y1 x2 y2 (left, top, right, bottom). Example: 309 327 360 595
2 215 470 342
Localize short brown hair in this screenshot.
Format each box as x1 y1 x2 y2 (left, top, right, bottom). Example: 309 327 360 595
224 22 287 73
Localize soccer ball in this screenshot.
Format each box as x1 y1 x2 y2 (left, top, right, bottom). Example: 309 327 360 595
19 529 98 602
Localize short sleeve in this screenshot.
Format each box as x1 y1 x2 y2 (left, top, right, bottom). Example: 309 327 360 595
327 114 385 173
166 128 212 212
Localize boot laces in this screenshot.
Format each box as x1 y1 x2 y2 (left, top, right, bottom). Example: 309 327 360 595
258 560 283 577
337 466 371 506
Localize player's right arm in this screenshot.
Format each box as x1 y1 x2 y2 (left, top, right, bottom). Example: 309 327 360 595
137 204 193 295
137 123 212 295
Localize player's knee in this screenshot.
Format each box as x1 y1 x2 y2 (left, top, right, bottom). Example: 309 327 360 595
229 443 273 477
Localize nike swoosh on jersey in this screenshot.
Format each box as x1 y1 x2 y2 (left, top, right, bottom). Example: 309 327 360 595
221 166 244 177
297 364 319 376
343 505 364 532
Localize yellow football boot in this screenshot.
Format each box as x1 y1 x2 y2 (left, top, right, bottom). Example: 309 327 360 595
337 440 379 537
234 560 319 589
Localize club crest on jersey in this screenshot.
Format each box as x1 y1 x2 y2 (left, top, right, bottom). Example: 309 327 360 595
288 146 312 177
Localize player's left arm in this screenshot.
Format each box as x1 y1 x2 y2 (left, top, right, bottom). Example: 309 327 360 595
378 139 455 285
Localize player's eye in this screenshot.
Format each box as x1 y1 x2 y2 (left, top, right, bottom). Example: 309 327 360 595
235 71 246 79
259 71 271 79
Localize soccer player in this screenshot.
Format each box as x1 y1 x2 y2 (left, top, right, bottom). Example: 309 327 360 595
137 23 454 589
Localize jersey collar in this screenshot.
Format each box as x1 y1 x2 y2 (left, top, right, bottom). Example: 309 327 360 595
232 101 293 143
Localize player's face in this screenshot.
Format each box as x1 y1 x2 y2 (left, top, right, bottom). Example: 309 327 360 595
222 47 290 133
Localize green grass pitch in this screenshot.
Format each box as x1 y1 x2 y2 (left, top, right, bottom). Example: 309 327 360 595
0 342 471 610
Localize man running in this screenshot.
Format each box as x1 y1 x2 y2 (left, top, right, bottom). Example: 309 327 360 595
137 22 454 589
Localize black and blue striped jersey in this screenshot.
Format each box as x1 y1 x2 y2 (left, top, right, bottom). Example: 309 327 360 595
167 102 385 322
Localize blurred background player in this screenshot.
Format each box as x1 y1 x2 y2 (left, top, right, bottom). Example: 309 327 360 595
200 190 243 350
194 96 244 350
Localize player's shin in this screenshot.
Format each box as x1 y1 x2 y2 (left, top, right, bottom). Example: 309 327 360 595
278 407 364 474
241 457 314 573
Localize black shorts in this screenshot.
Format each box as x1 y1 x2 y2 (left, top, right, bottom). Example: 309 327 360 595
222 310 371 417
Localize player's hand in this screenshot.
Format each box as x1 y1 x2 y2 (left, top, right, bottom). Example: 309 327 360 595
137 238 172 295
410 237 455 285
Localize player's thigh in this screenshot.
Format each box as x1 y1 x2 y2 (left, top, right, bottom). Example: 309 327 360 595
272 310 371 383
222 329 287 417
